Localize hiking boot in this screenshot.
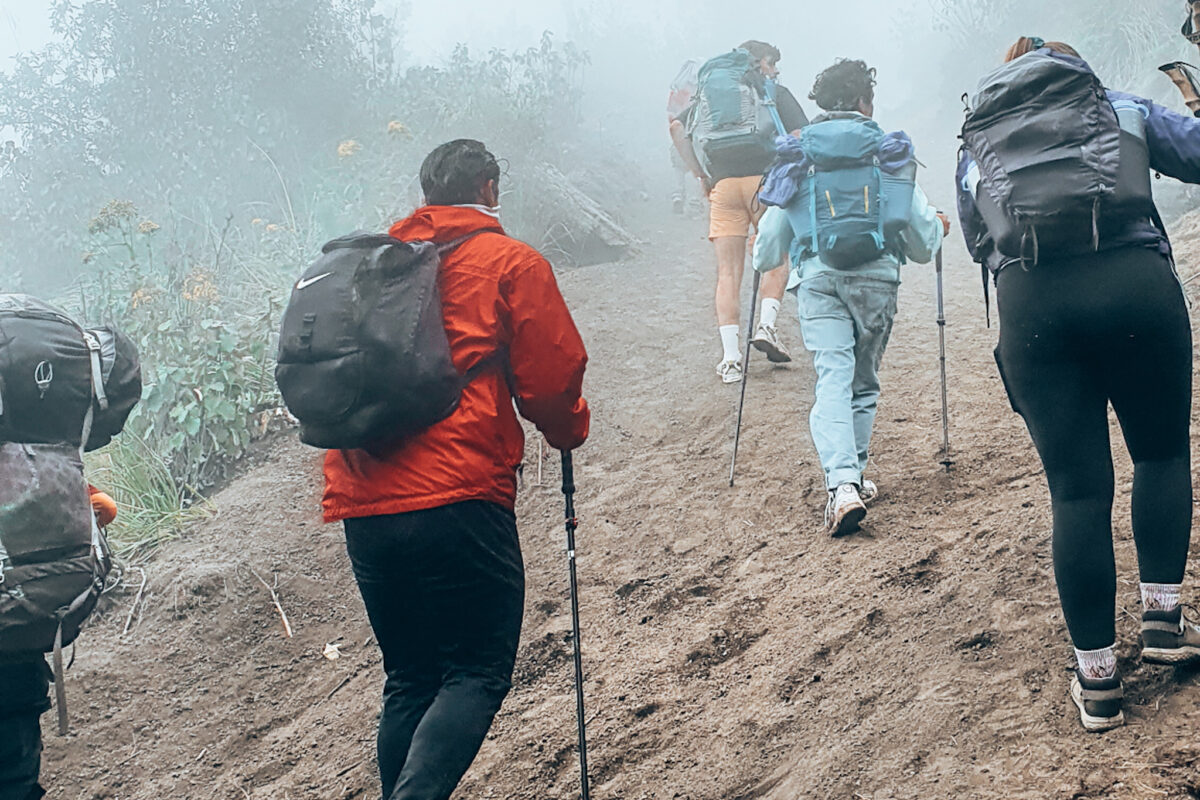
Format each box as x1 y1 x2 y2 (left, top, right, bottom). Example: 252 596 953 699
717 358 743 384
750 324 792 363
824 483 866 537
1069 669 1124 732
860 479 878 504
1141 606 1200 665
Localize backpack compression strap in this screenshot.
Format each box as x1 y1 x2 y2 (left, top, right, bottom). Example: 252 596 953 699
83 331 108 413
762 79 789 138
808 168 820 257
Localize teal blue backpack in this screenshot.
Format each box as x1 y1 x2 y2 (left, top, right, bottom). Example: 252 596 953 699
784 115 917 269
688 49 787 181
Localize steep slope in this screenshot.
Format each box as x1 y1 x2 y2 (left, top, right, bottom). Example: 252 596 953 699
42 212 1200 800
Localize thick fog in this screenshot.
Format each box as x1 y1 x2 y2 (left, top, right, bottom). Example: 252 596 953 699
0 0 1191 297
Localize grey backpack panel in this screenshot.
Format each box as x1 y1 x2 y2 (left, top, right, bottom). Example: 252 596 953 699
962 51 1154 262
0 443 109 657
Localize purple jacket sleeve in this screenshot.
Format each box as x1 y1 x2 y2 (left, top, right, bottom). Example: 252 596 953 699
1108 89 1200 184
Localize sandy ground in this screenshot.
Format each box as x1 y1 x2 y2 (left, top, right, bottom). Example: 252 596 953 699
37 205 1200 799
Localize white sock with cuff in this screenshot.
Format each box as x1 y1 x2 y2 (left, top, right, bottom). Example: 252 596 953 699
1074 646 1117 680
760 298 781 330
719 325 740 363
1140 582 1182 613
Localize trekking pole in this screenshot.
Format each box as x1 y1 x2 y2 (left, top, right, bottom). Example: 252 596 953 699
935 248 953 471
560 450 591 800
729 269 762 487
537 437 545 486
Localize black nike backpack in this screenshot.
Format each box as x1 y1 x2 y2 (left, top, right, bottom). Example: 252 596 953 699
275 231 493 451
962 50 1154 264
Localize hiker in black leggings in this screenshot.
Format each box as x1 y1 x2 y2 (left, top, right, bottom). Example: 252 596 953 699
996 246 1193 642
958 37 1200 732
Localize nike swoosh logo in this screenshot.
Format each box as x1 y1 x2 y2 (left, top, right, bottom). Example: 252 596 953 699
296 272 333 290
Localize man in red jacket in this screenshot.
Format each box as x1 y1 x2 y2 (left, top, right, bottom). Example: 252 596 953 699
323 139 590 800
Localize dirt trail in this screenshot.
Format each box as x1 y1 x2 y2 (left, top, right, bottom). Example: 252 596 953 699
42 209 1200 800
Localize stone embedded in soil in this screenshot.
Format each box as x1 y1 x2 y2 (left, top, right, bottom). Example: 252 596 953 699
671 536 704 554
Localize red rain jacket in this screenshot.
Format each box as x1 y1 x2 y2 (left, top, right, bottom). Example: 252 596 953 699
322 205 590 522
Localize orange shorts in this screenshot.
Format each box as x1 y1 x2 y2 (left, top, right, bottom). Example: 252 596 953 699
708 175 765 239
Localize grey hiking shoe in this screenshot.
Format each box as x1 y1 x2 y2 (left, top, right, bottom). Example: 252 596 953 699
1141 606 1200 665
1069 669 1124 732
750 324 792 363
824 483 866 537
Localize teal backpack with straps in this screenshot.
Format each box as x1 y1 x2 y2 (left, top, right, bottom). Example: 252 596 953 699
784 115 917 269
688 49 788 180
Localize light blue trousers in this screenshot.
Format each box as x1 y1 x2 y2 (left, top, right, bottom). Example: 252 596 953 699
795 273 898 490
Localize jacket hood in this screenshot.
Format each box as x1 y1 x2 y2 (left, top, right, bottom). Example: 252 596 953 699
388 204 505 243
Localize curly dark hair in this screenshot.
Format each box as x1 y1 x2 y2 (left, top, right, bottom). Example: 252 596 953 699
809 59 877 112
419 139 501 206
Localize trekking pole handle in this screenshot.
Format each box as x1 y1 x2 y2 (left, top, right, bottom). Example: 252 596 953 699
935 249 947 323
561 449 576 497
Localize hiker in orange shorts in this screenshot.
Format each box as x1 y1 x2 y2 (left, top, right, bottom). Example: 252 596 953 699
670 40 810 383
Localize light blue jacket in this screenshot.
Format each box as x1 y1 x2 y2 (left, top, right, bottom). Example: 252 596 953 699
752 182 943 287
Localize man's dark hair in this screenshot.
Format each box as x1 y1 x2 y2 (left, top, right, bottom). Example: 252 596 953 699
419 139 501 205
738 40 781 66
809 59 877 112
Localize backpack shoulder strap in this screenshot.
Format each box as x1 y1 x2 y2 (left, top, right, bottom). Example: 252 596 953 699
435 229 498 256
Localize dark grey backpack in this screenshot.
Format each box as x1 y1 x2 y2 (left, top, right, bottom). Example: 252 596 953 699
962 51 1154 264
0 443 110 653
275 232 495 452
0 294 142 451
0 294 140 730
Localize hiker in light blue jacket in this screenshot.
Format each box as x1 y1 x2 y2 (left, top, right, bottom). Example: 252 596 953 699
752 58 948 536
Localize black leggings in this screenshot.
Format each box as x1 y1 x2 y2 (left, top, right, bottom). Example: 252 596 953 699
996 246 1193 651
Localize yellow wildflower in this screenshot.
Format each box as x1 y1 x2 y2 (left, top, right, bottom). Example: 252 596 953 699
137 220 160 235
337 140 362 158
130 288 155 309
182 271 219 303
387 121 412 138
88 200 137 235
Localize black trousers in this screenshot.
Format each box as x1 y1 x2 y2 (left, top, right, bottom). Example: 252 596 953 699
344 500 525 800
0 660 50 800
996 246 1194 651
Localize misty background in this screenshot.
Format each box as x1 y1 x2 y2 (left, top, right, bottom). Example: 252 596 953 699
0 0 1192 547
0 0 1191 291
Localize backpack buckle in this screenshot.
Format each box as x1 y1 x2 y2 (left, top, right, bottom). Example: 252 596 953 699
34 361 53 398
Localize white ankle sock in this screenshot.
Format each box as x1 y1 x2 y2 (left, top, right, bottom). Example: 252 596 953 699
719 325 740 362
1140 582 1182 612
760 298 781 329
1074 646 1117 680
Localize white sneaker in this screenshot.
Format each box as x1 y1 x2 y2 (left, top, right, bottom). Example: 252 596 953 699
860 479 878 504
717 358 743 384
750 324 792 363
824 483 867 536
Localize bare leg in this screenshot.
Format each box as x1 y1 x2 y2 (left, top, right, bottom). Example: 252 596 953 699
714 235 747 326
760 263 789 303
